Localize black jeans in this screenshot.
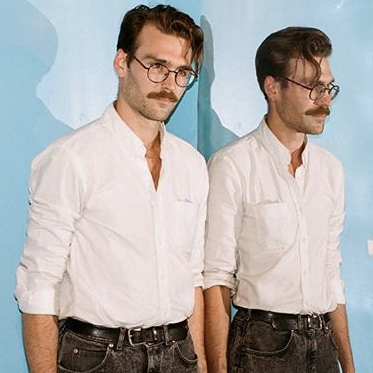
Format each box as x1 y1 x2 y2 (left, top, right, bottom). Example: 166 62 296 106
58 322 198 373
228 309 340 373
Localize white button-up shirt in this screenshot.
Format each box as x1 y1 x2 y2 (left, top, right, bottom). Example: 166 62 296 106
204 118 345 314
15 104 208 328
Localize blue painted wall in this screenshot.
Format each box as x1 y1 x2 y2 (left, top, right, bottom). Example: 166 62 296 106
1 1 371 372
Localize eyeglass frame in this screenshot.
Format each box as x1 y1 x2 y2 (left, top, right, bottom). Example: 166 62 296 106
279 76 340 101
125 50 197 88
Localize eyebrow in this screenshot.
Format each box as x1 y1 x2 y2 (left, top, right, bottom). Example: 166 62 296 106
142 54 193 70
316 78 335 86
300 77 335 87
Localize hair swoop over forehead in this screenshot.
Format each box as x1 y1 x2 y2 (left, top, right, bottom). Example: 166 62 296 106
255 27 332 100
117 4 204 74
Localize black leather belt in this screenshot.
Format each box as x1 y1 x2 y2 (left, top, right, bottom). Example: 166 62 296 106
65 318 188 346
242 309 330 331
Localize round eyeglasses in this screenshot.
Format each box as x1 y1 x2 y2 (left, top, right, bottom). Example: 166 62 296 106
280 76 340 101
127 51 197 88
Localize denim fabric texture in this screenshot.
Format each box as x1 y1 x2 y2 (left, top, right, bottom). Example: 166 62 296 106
58 322 198 373
228 309 340 373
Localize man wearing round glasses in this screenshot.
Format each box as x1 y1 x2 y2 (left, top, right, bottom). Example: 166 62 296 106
16 5 208 373
204 27 354 373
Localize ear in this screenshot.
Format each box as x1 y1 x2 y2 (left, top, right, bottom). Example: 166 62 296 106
113 49 128 77
264 75 280 102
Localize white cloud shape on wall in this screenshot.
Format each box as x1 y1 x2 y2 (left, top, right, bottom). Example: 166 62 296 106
27 0 140 128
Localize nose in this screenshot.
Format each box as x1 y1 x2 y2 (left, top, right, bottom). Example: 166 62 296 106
315 90 332 106
161 71 177 90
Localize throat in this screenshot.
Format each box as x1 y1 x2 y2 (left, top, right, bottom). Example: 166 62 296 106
144 133 162 189
288 142 305 177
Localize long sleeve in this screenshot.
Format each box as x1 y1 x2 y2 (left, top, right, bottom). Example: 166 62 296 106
15 146 85 314
327 160 346 304
189 167 209 288
204 153 243 291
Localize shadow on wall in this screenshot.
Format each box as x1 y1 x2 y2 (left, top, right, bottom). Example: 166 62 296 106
197 16 238 161
0 0 70 370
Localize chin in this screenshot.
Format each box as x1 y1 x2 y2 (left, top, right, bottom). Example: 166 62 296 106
143 107 174 123
308 125 325 135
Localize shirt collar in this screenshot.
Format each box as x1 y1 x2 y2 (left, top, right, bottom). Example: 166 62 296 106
257 117 309 171
103 103 167 157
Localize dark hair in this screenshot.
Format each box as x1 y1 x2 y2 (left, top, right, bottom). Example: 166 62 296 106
255 27 332 100
116 4 204 74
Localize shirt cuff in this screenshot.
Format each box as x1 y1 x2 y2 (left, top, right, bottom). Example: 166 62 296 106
193 273 204 288
15 287 60 315
330 279 345 304
203 272 236 291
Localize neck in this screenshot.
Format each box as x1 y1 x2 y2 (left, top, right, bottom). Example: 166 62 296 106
265 113 306 177
114 99 161 146
266 113 306 153
144 133 161 152
288 143 305 176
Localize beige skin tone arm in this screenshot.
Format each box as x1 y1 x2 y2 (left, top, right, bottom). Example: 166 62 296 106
22 313 58 373
188 287 207 373
329 304 355 373
204 285 231 373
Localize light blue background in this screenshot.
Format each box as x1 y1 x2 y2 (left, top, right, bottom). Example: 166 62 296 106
1 1 372 372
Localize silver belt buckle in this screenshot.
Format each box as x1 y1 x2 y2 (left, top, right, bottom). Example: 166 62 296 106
127 327 146 346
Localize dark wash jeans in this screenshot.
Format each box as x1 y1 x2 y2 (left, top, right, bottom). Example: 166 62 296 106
58 322 198 373
228 309 340 373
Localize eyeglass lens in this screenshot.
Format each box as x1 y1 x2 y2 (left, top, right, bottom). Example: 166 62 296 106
148 65 194 87
311 84 339 100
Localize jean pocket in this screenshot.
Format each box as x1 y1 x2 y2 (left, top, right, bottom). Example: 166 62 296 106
228 323 238 355
174 334 198 366
328 331 339 354
241 320 294 356
58 330 113 373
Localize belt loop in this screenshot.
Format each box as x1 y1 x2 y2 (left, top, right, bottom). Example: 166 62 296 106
322 314 329 332
297 314 302 329
243 308 252 334
163 325 172 345
116 328 126 350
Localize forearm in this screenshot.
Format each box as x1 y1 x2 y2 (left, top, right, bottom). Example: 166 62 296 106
22 313 59 373
188 287 207 373
329 304 355 373
204 285 231 373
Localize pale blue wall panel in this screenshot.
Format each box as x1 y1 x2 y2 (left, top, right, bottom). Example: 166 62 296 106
1 0 371 371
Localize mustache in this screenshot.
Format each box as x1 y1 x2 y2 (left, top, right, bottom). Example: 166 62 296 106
147 91 178 102
305 105 330 116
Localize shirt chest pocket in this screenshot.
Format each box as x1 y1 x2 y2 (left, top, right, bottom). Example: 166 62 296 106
246 202 295 250
167 200 199 251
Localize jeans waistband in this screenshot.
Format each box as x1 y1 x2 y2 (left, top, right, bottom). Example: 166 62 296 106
236 307 330 331
65 318 188 346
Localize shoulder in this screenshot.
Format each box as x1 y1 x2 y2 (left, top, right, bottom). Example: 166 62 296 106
208 128 259 168
165 131 207 169
31 114 110 171
308 142 343 170
55 115 109 152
